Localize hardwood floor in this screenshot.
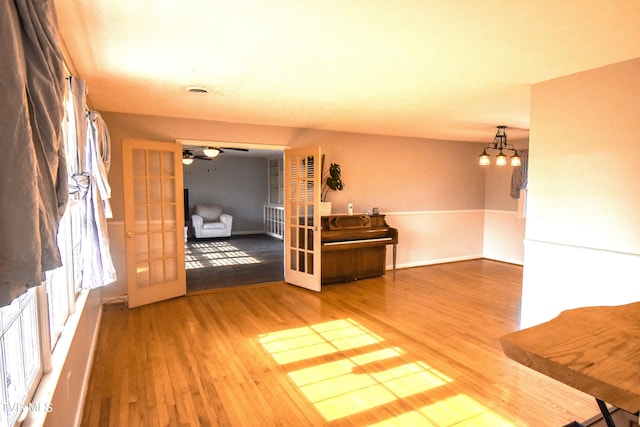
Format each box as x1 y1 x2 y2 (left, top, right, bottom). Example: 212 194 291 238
82 260 600 426
186 235 284 292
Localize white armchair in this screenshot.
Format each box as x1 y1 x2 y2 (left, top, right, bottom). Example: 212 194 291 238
191 205 233 238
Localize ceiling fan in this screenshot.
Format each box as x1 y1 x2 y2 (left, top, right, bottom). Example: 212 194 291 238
182 146 249 164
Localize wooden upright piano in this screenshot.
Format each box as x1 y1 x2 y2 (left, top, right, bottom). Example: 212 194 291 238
321 214 398 284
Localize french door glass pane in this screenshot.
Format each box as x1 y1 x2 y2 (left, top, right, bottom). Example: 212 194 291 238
165 258 178 282
150 259 164 285
135 235 149 260
148 178 162 203
163 178 176 203
134 177 147 203
135 206 148 233
164 206 176 230
162 151 175 175
164 232 177 256
132 149 146 175
148 205 162 232
149 233 164 259
147 150 161 176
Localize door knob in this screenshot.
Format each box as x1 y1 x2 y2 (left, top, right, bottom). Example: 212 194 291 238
127 231 134 238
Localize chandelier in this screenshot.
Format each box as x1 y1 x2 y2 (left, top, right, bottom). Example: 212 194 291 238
478 126 521 166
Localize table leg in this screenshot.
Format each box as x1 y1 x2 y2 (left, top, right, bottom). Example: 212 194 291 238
596 399 616 427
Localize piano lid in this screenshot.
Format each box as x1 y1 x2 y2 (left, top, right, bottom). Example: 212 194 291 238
322 214 390 230
324 214 371 230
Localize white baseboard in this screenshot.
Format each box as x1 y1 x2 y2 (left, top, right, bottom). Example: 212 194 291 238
264 231 284 239
388 254 483 271
231 230 269 236
483 256 524 266
102 294 129 305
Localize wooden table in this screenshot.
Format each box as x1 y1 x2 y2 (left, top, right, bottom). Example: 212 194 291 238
500 302 640 426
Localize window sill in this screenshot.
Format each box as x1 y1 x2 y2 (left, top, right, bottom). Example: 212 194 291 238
23 289 101 427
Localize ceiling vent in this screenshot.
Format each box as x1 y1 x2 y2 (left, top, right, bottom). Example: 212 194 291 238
186 86 211 94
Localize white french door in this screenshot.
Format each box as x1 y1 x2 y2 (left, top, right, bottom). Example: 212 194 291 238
284 146 322 291
122 140 186 308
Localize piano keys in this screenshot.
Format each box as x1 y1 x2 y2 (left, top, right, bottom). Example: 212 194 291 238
321 214 398 284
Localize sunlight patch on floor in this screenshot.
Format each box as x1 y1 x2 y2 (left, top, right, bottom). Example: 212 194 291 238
259 318 516 425
259 319 383 364
370 394 515 427
185 241 260 270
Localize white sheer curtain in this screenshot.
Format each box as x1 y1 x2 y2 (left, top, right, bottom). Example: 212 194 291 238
82 109 116 288
0 0 67 306
65 77 116 289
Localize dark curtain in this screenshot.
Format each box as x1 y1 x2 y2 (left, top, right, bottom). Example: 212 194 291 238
0 0 67 306
511 149 528 199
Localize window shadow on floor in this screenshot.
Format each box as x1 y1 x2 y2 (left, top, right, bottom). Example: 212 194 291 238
186 234 284 292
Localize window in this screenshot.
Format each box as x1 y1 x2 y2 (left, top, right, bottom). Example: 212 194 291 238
0 290 41 426
268 157 284 205
45 200 82 349
0 78 93 425
0 185 83 427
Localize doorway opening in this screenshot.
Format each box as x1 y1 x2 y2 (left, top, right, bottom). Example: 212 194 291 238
179 141 286 292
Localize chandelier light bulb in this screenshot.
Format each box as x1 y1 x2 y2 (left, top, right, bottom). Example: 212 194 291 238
479 151 490 166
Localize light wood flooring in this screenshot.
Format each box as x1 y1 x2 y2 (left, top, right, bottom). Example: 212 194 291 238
82 260 601 426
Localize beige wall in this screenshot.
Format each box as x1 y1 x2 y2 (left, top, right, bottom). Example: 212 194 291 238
521 57 640 327
287 130 486 213
184 156 270 233
102 112 487 219
101 112 296 222
482 138 528 264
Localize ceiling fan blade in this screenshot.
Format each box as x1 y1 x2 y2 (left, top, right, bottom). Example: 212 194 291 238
221 147 249 152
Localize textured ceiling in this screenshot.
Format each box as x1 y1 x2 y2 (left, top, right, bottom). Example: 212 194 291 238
55 0 640 143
